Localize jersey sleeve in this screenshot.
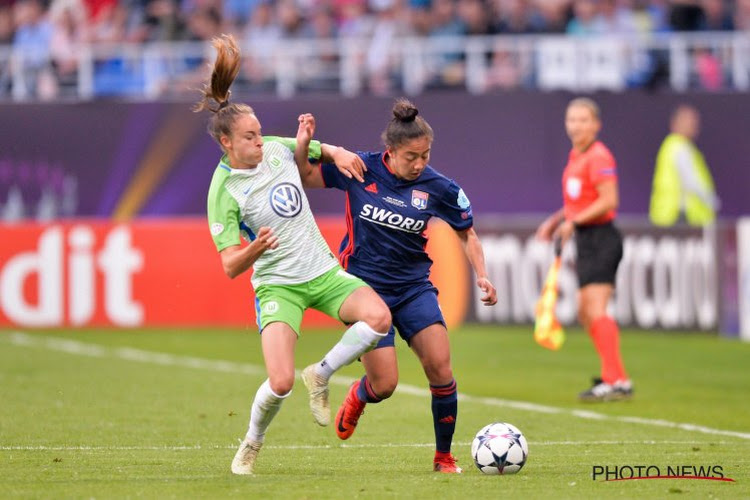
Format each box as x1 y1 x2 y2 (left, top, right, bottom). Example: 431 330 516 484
207 176 242 252
263 136 322 161
437 180 474 231
320 152 366 190
588 148 617 185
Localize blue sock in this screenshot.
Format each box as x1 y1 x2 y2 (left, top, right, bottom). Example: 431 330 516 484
430 379 457 453
356 375 383 404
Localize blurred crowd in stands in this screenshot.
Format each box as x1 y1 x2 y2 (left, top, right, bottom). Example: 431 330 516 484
0 0 748 99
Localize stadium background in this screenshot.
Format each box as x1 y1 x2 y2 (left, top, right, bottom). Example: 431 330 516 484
0 93 748 336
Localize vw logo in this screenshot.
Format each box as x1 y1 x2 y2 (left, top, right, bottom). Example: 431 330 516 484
269 182 302 218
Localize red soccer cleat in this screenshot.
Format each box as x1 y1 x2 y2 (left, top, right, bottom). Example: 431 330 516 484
433 452 463 474
335 380 366 440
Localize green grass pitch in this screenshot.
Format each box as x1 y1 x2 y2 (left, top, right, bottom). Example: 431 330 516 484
1 325 748 499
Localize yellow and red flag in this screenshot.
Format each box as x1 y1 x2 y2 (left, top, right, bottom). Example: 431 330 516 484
534 240 565 350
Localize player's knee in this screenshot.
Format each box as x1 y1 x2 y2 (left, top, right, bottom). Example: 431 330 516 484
372 378 397 399
268 375 295 396
425 364 453 386
364 301 391 333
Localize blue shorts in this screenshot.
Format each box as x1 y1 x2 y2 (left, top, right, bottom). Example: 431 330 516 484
371 281 446 349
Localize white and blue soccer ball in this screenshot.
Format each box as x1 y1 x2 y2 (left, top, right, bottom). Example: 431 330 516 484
471 422 529 475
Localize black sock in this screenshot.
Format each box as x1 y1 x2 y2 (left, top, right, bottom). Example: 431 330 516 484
430 379 457 453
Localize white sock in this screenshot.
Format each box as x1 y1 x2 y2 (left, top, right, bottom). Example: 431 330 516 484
314 321 387 379
245 379 290 444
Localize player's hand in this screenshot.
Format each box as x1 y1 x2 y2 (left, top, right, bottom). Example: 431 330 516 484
331 147 367 183
553 220 575 246
253 227 279 254
477 277 497 306
297 113 315 146
535 218 556 241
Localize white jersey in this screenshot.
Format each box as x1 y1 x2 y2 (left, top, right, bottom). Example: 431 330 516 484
207 139 338 288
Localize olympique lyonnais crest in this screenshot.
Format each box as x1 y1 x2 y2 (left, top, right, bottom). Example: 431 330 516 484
411 190 429 210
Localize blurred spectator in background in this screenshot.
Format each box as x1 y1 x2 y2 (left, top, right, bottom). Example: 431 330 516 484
431 0 466 36
596 0 638 33
365 0 409 95
650 104 719 227
668 0 703 30
300 5 339 91
699 0 733 29
566 0 599 34
407 0 432 37
631 0 669 32
11 0 54 99
242 0 280 90
0 3 13 43
49 0 90 96
276 0 305 38
536 0 572 32
457 0 494 34
425 0 467 88
222 0 260 29
170 4 222 95
0 4 13 95
734 0 750 29
493 0 545 33
140 0 185 42
89 1 129 43
484 42 525 90
336 0 374 37
692 46 723 89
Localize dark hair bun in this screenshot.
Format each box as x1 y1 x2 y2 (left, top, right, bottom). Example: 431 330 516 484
392 98 419 123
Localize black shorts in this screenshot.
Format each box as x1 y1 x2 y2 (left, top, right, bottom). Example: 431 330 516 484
574 221 623 287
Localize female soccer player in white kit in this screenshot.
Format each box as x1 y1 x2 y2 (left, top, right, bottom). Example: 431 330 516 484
198 34 391 475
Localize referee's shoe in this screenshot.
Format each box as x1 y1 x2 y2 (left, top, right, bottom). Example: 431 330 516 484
578 378 633 402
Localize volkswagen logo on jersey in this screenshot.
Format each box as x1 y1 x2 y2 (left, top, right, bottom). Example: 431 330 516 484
270 182 303 218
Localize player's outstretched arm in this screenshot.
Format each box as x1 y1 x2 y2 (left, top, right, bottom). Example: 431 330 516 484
456 227 497 306
219 227 279 279
320 143 367 183
295 114 326 189
295 113 367 185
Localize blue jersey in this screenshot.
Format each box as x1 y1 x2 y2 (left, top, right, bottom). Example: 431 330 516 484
321 151 473 289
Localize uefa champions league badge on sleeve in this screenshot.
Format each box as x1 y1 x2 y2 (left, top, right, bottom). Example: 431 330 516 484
411 190 429 210
457 188 471 209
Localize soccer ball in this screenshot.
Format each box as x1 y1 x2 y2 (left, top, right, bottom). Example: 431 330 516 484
471 422 529 475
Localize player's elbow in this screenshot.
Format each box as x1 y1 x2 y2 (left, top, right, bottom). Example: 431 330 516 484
301 168 323 189
301 173 317 189
222 260 241 279
224 265 239 279
608 196 619 212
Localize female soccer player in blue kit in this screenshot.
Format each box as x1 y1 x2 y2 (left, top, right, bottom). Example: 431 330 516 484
294 99 497 474
198 34 392 475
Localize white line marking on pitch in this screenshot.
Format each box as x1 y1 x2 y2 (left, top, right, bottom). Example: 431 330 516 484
3 331 750 441
0 440 732 452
